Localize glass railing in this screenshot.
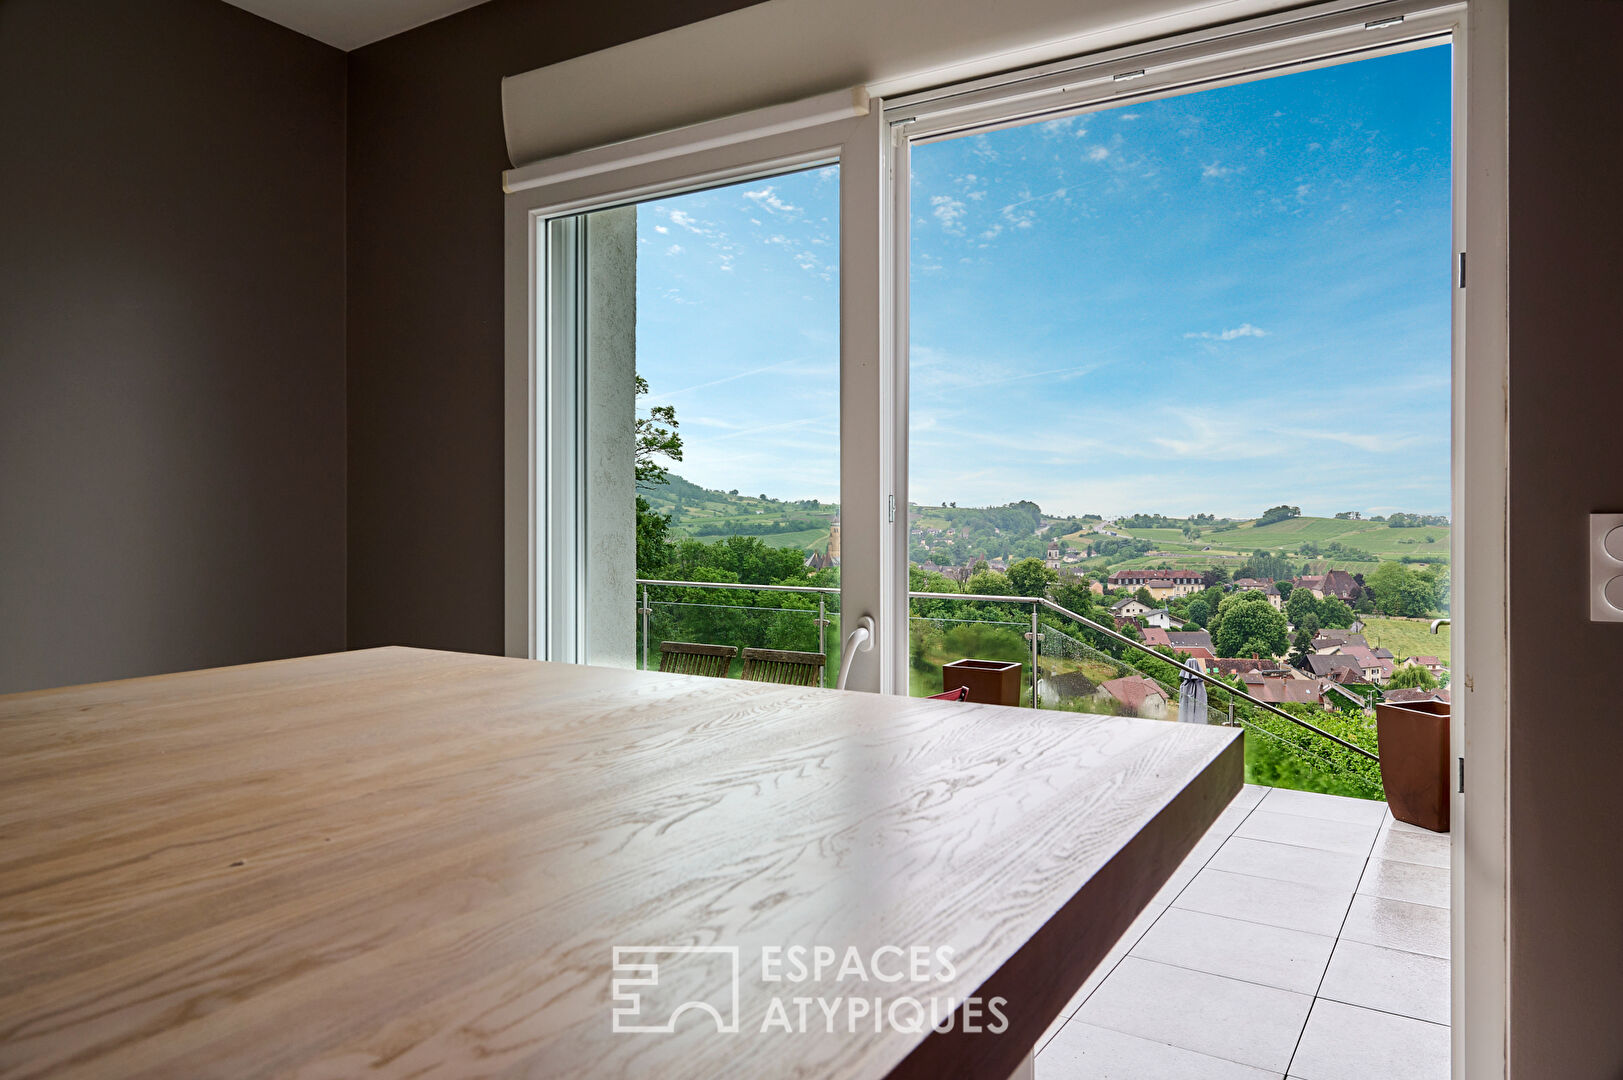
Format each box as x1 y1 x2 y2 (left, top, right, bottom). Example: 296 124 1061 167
634 580 841 687
635 577 1384 799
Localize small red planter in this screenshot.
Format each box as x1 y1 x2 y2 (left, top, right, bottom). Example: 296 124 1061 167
942 659 1023 707
1375 699 1452 833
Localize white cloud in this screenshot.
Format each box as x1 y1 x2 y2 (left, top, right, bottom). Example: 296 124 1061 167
666 209 710 234
1201 162 1237 179
666 244 685 255
653 224 669 234
930 194 967 235
1086 146 1111 162
1184 323 1268 341
743 186 801 215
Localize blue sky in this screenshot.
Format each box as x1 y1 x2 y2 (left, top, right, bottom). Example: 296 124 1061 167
635 44 1453 519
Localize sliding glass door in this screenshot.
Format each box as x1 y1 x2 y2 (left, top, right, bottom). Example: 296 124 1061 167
535 168 844 676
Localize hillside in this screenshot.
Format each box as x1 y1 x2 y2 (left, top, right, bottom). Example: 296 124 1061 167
640 475 838 552
1065 514 1449 571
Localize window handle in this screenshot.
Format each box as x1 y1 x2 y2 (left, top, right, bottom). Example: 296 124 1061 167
836 615 875 691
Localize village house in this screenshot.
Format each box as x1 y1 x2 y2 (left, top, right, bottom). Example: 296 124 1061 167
1095 675 1170 719
1400 655 1448 678
1312 629 1367 653
1239 673 1323 706
1383 687 1452 706
1107 568 1203 597
1294 568 1360 603
1168 630 1214 654
1109 597 1154 619
1305 653 1364 683
1336 644 1393 683
1233 577 1285 610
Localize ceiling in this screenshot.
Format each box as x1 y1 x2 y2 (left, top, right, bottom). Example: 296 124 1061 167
221 0 493 50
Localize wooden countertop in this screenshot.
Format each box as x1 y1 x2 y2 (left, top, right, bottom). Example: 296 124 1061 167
0 647 1241 1079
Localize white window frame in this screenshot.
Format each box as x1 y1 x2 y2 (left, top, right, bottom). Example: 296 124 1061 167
503 92 900 687
504 2 1510 1072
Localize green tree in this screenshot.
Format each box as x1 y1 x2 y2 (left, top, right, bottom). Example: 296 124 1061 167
1135 586 1155 607
965 569 1012 596
1285 586 1320 628
633 374 683 487
1258 504 1302 526
1289 625 1316 669
1388 664 1440 690
1007 558 1058 597
1186 598 1211 628
1213 592 1290 659
634 375 685 576
1275 580 1294 601
1319 597 1356 629
1367 562 1438 617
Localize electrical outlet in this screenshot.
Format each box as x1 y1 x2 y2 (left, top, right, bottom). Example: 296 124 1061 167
1591 513 1623 622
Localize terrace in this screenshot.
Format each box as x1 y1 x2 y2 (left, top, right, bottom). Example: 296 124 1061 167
1037 785 1451 1080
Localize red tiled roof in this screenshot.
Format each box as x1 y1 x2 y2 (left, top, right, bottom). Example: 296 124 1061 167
1383 687 1452 704
1099 675 1168 712
1140 627 1172 647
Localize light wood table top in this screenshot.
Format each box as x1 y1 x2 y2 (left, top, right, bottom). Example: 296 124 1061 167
0 647 1241 1079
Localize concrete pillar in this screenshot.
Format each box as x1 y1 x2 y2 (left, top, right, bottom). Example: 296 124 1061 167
583 206 637 666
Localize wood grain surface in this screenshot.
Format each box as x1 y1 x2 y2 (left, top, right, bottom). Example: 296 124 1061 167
0 647 1241 1079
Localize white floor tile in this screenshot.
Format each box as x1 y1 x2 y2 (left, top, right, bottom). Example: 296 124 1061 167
1288 999 1449 1080
1130 907 1335 995
1260 787 1390 826
1233 810 1380 857
1209 836 1367 892
1338 894 1450 959
1039 1021 1283 1080
1077 957 1312 1073
1318 939 1451 1024
1174 867 1353 937
1357 857 1450 909
1371 827 1450 869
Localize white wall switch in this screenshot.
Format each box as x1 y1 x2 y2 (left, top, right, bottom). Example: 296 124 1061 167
1591 513 1623 622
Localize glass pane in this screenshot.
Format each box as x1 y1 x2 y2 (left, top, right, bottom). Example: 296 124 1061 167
905 47 1453 799
568 166 842 674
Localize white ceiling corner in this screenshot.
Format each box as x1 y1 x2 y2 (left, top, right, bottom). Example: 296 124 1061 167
220 0 495 51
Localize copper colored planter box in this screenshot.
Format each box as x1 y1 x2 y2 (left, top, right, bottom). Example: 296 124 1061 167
942 659 1023 707
1375 699 1452 833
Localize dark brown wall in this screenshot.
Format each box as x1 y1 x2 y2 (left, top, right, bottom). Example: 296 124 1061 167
1507 2 1623 1075
344 0 762 654
0 0 347 693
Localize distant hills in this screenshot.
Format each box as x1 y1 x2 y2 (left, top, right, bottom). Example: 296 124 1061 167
640 474 1449 571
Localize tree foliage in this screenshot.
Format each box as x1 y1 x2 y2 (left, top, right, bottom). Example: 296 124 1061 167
1388 664 1440 690
1212 591 1290 659
1006 557 1058 597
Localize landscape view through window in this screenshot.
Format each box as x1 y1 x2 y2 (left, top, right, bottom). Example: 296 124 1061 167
630 46 1454 797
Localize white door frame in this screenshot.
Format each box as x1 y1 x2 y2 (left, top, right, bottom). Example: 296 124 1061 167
501 2 1511 1071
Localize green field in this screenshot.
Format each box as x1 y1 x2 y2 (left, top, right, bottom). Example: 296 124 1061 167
1063 515 1450 570
1359 617 1452 663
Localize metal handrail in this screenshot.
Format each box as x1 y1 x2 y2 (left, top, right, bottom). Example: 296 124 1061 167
636 577 839 595
636 577 1379 762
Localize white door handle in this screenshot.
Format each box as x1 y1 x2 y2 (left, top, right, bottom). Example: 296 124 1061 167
836 615 875 690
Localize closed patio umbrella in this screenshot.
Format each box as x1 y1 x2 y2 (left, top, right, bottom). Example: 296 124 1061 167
1178 668 1209 724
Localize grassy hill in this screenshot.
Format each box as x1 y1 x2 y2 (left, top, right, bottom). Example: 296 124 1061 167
1076 515 1450 566
1359 617 1452 664
640 474 838 553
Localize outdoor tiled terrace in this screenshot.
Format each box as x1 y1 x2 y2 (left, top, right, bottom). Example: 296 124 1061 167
1036 785 1451 1080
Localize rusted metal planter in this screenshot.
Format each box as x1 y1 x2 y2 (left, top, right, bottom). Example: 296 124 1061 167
1375 699 1452 833
942 658 1023 707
